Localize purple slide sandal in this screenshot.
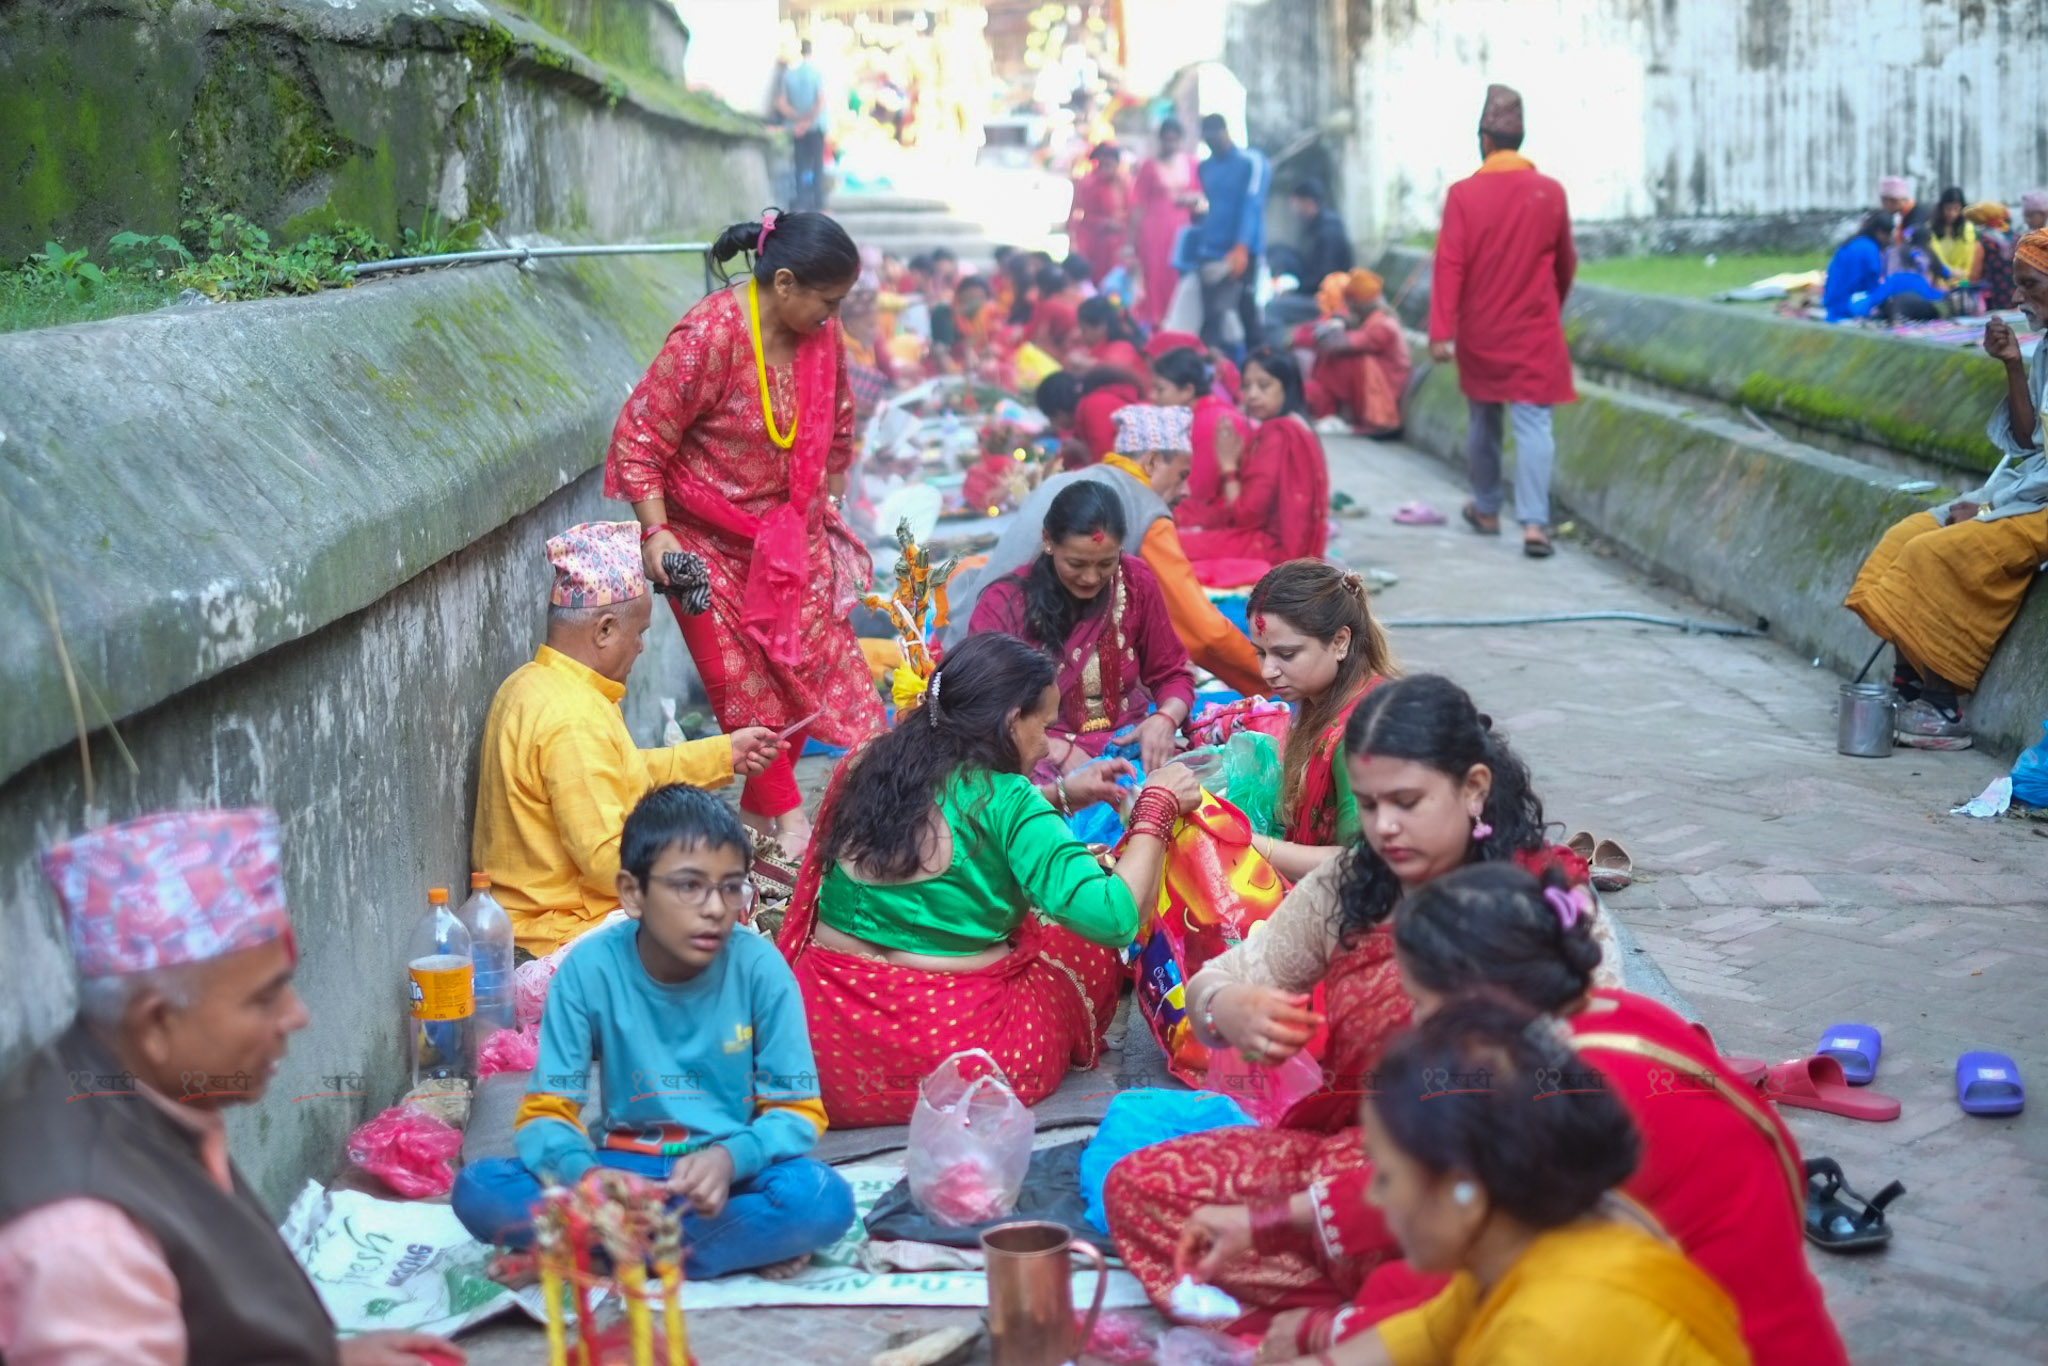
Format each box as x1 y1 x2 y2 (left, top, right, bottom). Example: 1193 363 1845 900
1817 1023 1882 1086
1956 1051 2024 1116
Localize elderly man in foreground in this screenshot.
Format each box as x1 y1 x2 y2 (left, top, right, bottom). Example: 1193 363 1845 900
474 521 782 956
0 808 459 1366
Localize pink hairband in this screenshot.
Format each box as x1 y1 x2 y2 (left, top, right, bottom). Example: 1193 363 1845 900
1545 886 1592 932
757 210 779 255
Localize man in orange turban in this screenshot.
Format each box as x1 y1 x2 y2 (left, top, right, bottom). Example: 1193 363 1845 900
1295 268 1411 437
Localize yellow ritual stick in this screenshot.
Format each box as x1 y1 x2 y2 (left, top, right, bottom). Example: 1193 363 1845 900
617 1263 653 1366
660 1264 687 1366
540 1266 568 1366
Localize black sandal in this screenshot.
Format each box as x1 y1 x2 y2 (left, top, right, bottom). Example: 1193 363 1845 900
1803 1156 1904 1252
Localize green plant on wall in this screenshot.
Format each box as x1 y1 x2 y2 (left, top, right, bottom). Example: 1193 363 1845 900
24 242 105 301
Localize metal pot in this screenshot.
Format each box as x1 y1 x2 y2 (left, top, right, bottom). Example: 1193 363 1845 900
1837 682 1896 757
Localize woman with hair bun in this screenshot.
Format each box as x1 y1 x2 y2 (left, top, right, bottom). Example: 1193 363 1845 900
1372 863 1847 1366
606 210 884 856
1297 996 1750 1365
1103 674 1614 1328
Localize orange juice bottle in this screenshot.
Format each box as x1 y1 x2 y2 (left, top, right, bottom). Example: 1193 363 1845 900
408 886 476 1084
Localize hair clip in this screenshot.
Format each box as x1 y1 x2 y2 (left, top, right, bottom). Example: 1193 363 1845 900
926 670 943 727
1544 885 1590 932
756 208 780 255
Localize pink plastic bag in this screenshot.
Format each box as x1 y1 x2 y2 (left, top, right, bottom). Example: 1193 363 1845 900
477 1024 540 1078
1201 1048 1325 1127
346 1104 463 1198
906 1050 1035 1227
514 954 560 1029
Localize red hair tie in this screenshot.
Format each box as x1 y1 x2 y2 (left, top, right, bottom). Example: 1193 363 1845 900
756 210 779 255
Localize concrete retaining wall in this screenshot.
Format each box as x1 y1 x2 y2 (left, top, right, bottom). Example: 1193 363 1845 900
1393 344 2048 759
0 252 725 1208
1377 245 2012 479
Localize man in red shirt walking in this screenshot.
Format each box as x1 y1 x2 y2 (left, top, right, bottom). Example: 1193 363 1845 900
1428 84 1577 558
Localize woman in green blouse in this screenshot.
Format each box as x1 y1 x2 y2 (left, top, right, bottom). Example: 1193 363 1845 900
778 631 1203 1126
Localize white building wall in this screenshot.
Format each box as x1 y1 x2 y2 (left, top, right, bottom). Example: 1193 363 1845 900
1323 0 2048 239
677 0 784 119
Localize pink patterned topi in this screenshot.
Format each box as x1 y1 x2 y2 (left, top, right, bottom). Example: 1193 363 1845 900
547 520 648 608
1876 175 1913 201
1112 404 1194 456
42 808 294 977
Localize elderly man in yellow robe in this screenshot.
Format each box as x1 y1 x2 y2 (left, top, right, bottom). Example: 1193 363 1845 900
474 521 781 955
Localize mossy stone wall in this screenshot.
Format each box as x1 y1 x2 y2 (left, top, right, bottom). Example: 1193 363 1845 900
1395 339 2046 757
1377 245 2011 478
0 0 765 261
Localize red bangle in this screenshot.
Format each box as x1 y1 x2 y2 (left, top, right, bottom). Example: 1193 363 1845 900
1296 1305 1339 1356
1249 1199 1300 1257
639 522 673 544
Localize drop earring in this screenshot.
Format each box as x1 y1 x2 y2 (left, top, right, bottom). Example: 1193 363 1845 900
1470 811 1493 842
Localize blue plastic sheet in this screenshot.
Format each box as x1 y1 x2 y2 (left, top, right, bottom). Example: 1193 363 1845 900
1079 1089 1253 1233
2013 722 2048 807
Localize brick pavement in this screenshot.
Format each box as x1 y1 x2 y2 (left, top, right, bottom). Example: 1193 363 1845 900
461 435 2044 1364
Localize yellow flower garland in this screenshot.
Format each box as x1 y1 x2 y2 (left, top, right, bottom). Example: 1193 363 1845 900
747 277 798 449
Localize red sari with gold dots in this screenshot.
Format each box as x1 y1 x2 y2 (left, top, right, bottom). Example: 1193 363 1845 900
604 286 886 813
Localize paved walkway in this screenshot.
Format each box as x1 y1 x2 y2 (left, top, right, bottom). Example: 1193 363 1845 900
463 434 2045 1364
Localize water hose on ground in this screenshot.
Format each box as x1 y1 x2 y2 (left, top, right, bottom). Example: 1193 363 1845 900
1380 610 1767 638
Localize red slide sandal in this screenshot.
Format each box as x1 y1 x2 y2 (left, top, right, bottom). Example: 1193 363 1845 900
1763 1056 1901 1122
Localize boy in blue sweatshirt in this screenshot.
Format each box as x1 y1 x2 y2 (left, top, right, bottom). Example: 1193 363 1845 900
453 784 853 1277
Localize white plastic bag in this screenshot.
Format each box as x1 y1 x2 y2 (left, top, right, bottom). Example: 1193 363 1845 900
905 1049 1035 1227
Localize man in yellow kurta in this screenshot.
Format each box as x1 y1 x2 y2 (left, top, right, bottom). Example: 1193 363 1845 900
475 521 781 955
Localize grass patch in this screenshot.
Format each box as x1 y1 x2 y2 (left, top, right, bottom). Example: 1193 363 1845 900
0 210 484 336
0 270 183 333
1576 252 1824 299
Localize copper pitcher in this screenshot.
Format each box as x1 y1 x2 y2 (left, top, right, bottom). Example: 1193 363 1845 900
979 1220 1108 1366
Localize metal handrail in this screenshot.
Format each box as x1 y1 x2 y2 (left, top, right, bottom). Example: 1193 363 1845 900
345 240 718 292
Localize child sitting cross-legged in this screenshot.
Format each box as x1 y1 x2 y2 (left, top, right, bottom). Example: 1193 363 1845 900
453 784 853 1277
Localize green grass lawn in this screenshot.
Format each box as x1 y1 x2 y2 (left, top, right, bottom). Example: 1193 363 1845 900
1575 252 1825 299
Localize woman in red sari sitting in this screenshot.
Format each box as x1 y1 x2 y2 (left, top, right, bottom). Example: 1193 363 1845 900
1153 346 1254 532
609 211 886 855
779 633 1203 1126
1297 269 1412 438
1178 349 1331 565
967 476 1196 775
1102 675 1615 1328
1070 296 1149 380
1241 560 1397 880
1335 862 1849 1366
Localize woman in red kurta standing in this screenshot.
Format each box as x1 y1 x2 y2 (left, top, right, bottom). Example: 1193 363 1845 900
1131 119 1200 328
606 211 887 854
1178 349 1330 567
1067 144 1133 286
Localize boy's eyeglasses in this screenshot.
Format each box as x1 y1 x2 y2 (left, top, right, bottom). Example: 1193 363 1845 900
647 875 757 912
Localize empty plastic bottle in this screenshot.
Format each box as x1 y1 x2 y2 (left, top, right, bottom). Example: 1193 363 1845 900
460 871 516 1035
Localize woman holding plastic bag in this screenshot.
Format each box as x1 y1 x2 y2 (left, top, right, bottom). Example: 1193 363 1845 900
778 632 1204 1127
1102 675 1613 1330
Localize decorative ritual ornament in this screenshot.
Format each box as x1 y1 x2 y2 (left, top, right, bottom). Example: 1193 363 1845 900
747 277 798 450
532 1168 692 1366
862 518 962 713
